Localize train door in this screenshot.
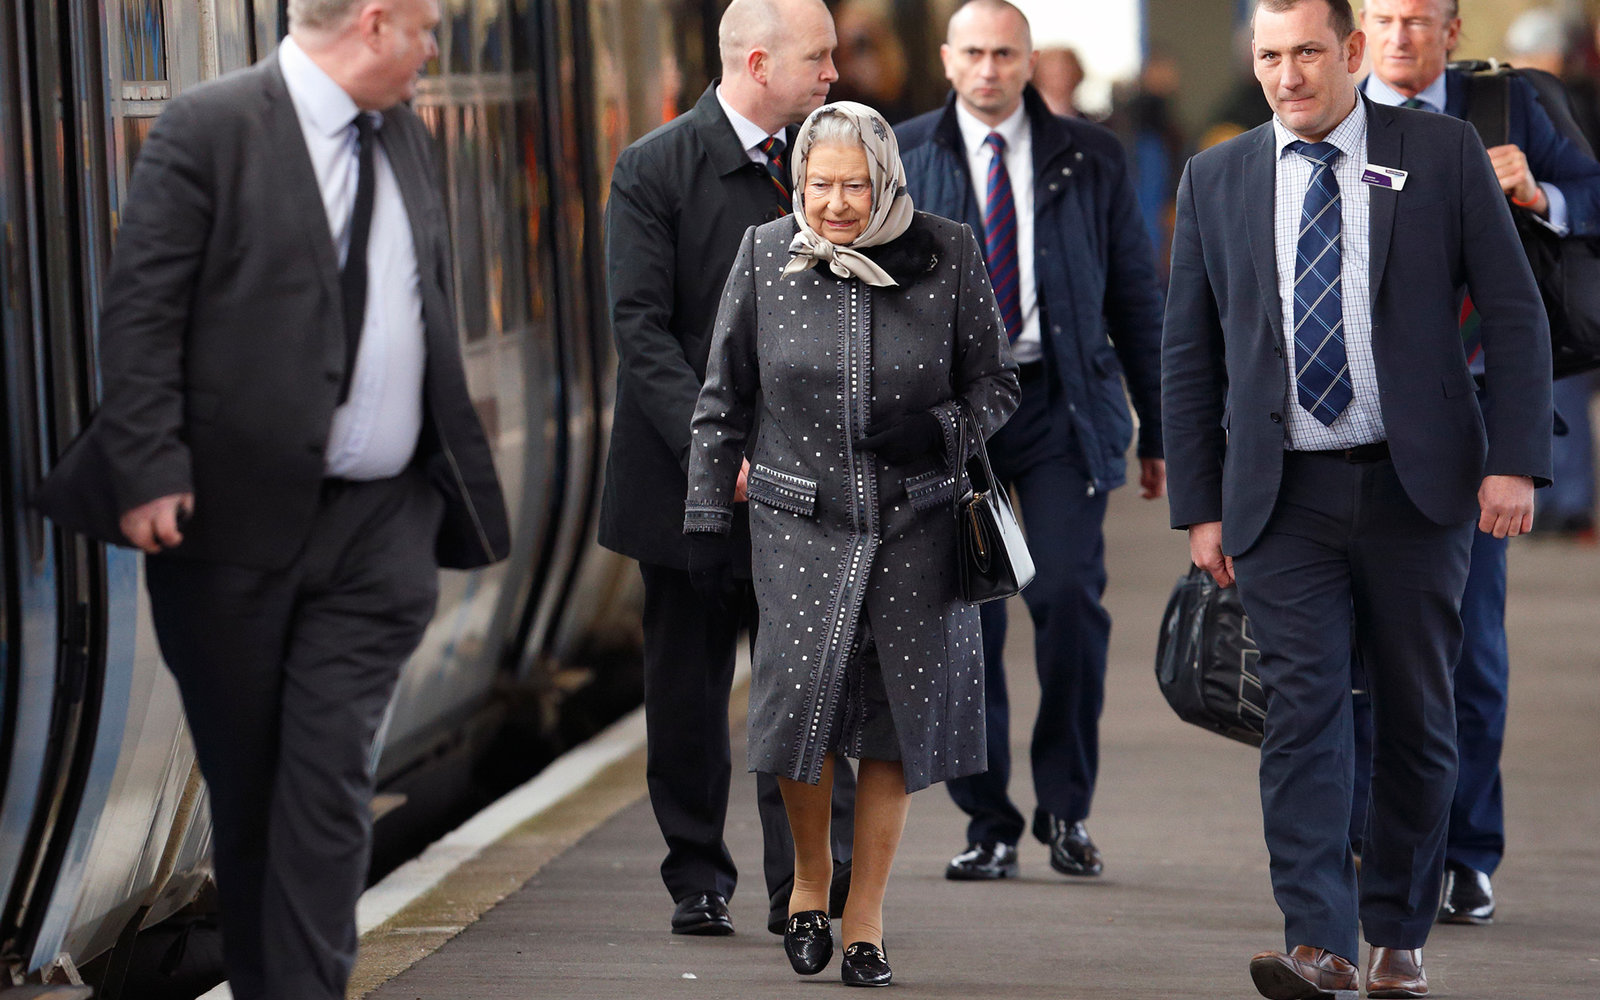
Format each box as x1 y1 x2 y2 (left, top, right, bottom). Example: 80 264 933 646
0 0 118 981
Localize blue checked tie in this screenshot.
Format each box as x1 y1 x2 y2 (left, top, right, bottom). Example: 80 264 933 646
982 132 1022 341
1289 140 1353 426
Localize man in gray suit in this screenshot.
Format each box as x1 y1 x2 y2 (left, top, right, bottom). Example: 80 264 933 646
1162 0 1549 996
35 2 509 998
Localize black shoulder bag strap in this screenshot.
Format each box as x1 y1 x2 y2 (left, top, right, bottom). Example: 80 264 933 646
1462 67 1511 149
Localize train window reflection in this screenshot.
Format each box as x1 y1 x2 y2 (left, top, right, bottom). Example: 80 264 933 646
479 0 506 72
122 116 158 178
122 0 167 82
510 0 537 73
453 106 489 343
446 0 474 74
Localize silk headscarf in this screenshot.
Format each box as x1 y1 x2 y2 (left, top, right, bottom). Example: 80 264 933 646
780 101 916 288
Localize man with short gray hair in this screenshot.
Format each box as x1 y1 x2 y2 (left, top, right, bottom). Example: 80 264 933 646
34 1 510 998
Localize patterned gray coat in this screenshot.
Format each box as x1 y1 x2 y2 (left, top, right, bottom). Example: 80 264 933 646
685 212 1020 792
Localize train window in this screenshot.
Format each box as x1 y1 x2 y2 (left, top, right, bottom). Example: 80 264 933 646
445 0 474 75
482 103 525 332
451 105 490 343
122 116 159 174
479 0 506 73
121 0 167 83
509 0 537 74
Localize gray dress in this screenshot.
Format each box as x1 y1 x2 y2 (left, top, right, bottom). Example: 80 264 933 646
685 212 1020 792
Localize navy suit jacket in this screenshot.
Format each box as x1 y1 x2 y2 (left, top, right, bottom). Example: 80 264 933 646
1439 68 1600 237
1162 97 1553 555
897 87 1165 495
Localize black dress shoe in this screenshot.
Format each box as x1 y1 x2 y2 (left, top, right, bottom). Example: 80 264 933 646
945 841 1020 880
767 859 854 934
1033 813 1103 877
671 891 734 935
840 941 892 987
783 910 833 975
1438 862 1494 925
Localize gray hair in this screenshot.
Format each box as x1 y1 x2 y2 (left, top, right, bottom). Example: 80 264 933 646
803 110 865 153
288 0 363 32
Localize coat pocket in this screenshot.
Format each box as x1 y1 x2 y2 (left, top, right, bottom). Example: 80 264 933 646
904 467 957 512
746 463 818 517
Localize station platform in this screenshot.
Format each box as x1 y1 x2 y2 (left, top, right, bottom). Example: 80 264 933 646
345 488 1600 999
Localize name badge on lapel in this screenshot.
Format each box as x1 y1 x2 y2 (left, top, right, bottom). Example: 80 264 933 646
1361 164 1408 190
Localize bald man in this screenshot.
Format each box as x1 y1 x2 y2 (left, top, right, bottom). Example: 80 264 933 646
601 0 852 936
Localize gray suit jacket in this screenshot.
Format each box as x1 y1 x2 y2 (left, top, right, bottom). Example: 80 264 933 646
35 55 509 571
1162 97 1552 554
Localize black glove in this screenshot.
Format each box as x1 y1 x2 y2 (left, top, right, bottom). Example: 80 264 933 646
686 531 740 609
853 412 943 465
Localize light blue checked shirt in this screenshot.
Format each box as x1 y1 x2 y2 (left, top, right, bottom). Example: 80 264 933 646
1272 99 1386 450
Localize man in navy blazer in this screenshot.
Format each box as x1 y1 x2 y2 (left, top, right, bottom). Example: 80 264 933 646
1162 1 1551 996
1356 0 1600 927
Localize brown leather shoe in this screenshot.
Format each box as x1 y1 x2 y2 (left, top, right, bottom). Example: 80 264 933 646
1248 945 1359 999
1366 946 1428 998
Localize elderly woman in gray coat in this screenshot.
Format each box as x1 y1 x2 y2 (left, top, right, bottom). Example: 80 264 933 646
684 101 1019 986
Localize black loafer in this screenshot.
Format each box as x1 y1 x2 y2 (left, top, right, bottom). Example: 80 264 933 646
783 910 833 975
671 891 734 935
1033 813 1104 877
945 841 1020 880
841 941 891 987
1438 862 1494 925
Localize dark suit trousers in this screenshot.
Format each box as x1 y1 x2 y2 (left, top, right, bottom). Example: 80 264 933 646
1448 529 1510 876
145 471 442 1000
638 563 853 907
946 373 1111 845
1232 451 1471 961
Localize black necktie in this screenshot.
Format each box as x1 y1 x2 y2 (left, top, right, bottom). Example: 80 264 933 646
340 113 376 403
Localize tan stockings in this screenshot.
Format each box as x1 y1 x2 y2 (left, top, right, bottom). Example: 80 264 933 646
777 753 910 949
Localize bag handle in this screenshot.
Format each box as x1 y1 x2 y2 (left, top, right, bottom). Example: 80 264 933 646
951 400 998 516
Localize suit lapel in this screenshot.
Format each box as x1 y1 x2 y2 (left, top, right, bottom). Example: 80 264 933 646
260 58 341 303
1243 126 1284 345
1365 97 1402 300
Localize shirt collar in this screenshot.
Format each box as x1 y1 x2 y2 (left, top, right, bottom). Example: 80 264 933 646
1272 95 1367 161
278 35 367 138
1363 70 1447 113
715 85 784 155
954 98 1027 160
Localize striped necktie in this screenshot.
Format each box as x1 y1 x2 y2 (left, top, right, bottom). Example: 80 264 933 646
757 135 791 213
1289 140 1353 426
982 132 1022 341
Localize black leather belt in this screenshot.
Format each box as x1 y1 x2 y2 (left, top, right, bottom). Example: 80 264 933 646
1295 441 1391 463
1017 360 1046 385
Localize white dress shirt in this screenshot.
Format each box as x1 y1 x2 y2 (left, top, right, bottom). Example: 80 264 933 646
1363 71 1569 234
954 101 1041 364
1272 100 1386 450
279 36 426 480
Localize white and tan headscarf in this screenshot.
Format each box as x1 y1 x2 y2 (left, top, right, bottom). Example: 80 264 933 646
780 101 916 288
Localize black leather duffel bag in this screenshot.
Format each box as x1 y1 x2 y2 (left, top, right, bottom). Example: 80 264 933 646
1153 564 1267 747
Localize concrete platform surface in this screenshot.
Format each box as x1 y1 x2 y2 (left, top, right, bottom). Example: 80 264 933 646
359 486 1600 999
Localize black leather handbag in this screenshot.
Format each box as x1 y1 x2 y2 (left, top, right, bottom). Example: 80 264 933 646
954 402 1035 604
1153 563 1266 746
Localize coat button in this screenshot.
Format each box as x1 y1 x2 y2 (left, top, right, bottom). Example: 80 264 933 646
1273 346 1283 357
1270 412 1283 423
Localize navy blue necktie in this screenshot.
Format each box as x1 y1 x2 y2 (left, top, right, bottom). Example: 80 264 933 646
1289 140 1352 426
982 132 1022 341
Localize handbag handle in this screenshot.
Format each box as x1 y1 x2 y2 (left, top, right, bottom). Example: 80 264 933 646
952 400 999 516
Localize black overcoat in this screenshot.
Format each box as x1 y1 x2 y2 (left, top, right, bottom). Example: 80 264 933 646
686 213 1020 792
599 83 794 570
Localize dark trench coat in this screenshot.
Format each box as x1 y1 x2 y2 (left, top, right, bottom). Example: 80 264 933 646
685 211 1020 792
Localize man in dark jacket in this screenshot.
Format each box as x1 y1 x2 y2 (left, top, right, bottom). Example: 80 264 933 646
897 0 1165 882
1358 0 1600 927
33 1 509 997
601 0 853 936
